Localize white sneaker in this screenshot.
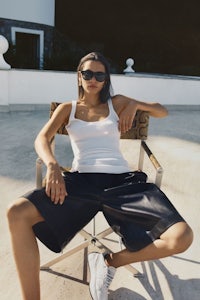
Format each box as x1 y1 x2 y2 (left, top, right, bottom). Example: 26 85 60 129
88 252 116 300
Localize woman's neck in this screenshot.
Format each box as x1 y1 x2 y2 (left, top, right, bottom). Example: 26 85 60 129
79 95 101 108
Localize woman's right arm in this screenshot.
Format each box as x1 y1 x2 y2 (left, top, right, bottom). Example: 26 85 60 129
35 102 71 204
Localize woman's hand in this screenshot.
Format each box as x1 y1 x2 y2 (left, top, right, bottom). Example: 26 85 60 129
118 101 137 133
113 95 168 134
45 162 67 205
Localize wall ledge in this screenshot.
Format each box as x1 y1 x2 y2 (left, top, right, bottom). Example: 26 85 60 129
165 105 200 111
1 104 200 113
0 104 49 112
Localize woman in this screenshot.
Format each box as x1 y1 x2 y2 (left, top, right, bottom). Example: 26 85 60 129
7 52 193 300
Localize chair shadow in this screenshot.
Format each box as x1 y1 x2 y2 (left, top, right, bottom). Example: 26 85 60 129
41 253 200 300
109 287 146 299
120 255 200 300
41 246 89 284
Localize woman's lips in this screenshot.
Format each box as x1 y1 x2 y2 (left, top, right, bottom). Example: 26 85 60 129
88 84 97 88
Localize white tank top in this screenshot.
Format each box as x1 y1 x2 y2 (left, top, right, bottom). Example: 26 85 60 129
66 99 131 173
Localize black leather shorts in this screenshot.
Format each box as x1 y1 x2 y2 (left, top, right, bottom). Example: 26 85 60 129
23 171 184 253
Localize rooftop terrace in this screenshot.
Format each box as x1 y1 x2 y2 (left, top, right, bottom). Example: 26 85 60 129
0 108 200 299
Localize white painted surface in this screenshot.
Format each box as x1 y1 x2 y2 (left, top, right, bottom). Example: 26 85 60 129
0 0 55 26
111 75 200 105
7 70 78 104
0 69 200 108
0 35 11 69
0 71 9 104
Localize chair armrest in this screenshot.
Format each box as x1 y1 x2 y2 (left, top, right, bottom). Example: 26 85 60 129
138 140 163 187
36 157 44 189
36 157 71 189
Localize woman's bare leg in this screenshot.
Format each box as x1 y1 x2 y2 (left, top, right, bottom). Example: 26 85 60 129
106 222 193 268
7 198 44 300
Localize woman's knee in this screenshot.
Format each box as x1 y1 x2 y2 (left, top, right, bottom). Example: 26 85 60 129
175 224 193 253
162 222 193 254
7 198 43 228
7 198 25 224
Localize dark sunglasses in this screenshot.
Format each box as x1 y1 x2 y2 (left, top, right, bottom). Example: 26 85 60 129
81 70 107 82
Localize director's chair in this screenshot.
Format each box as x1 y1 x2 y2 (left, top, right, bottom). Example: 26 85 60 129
36 102 163 277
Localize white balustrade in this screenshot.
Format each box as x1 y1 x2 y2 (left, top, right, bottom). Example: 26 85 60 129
0 35 11 70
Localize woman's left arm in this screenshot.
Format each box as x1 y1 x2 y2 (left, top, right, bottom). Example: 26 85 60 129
112 95 168 134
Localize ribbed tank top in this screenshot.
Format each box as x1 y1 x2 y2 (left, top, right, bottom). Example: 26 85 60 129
66 99 131 173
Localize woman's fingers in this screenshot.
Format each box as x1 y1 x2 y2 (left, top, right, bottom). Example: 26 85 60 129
119 116 133 133
46 179 67 205
45 163 68 205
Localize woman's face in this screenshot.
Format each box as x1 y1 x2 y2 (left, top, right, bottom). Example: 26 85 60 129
79 60 106 97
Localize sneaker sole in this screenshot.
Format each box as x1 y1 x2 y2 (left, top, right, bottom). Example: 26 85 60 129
88 252 99 300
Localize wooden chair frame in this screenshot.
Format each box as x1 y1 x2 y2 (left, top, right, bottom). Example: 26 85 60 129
36 102 163 277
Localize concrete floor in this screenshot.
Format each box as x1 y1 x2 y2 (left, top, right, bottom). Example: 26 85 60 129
0 107 200 299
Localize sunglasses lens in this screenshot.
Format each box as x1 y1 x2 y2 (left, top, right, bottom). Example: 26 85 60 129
95 72 107 82
81 70 93 80
81 70 106 82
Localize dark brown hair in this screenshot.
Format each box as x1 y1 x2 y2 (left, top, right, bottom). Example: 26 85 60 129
77 52 113 103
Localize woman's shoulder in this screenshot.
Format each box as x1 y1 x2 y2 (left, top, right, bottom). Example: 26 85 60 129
111 94 131 102
55 101 76 112
111 94 130 114
52 101 75 120
58 101 73 108
111 94 131 104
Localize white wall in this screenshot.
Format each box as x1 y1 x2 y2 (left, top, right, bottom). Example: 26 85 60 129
3 70 78 105
111 74 200 105
0 0 55 26
0 69 200 110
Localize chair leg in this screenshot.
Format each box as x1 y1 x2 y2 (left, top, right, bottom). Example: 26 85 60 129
40 226 142 277
40 238 91 270
92 238 142 277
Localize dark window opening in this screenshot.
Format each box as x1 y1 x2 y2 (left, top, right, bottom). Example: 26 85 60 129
15 32 40 69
